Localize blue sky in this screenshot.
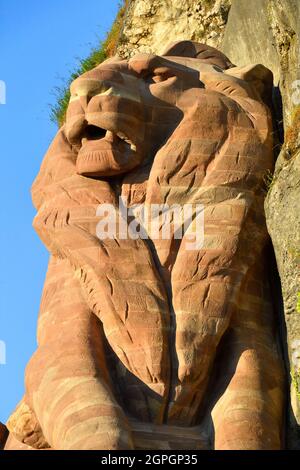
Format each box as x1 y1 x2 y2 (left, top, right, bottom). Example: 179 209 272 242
0 0 120 423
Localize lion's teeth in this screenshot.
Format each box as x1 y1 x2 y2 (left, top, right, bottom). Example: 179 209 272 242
96 87 113 97
117 132 127 141
82 129 136 151
116 132 136 149
105 131 114 140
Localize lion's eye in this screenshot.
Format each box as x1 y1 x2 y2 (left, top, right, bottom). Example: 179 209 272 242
152 72 174 83
152 75 167 83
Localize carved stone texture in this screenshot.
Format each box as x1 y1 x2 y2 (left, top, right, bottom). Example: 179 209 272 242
6 41 284 450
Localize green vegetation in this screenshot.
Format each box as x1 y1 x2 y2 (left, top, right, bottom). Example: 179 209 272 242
287 247 300 261
297 292 300 314
285 104 300 158
291 367 300 401
50 0 129 127
263 169 276 193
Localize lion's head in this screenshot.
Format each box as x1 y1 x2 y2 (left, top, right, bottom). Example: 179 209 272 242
63 40 272 179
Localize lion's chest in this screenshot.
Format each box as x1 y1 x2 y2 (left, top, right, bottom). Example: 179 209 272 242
122 99 254 275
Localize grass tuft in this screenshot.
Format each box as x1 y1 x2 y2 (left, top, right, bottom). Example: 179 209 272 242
50 0 129 127
263 169 276 193
291 367 300 400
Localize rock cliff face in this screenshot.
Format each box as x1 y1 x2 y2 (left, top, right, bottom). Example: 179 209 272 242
117 0 231 58
222 0 299 125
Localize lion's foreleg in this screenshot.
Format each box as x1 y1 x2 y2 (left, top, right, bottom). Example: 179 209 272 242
25 256 133 450
33 195 171 420
212 343 284 449
167 197 269 424
211 270 284 449
168 276 235 424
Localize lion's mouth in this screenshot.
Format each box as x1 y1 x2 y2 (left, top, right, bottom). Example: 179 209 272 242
81 125 137 152
82 125 106 141
76 124 141 177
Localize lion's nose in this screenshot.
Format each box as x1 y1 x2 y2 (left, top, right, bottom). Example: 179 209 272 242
70 78 111 106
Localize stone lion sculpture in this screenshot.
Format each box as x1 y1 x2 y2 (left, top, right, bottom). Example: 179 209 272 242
5 41 284 450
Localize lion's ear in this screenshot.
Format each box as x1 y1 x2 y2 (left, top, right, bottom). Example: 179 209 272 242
225 64 273 105
162 41 234 70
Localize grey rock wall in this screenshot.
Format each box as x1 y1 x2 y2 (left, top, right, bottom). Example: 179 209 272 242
117 0 231 58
